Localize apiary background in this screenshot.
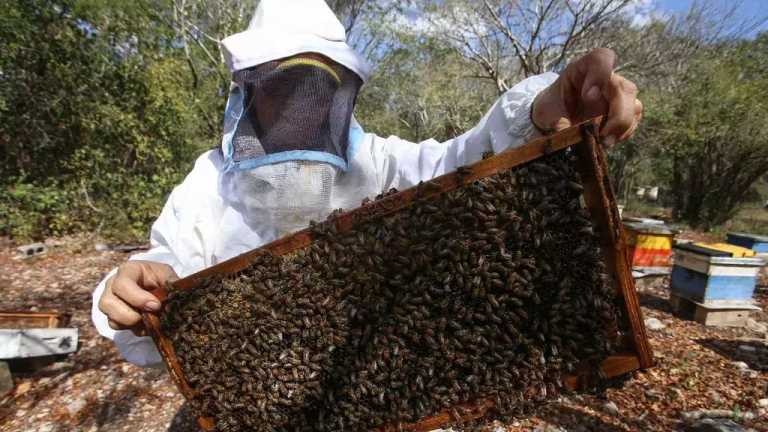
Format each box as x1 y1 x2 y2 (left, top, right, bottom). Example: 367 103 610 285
139 119 653 432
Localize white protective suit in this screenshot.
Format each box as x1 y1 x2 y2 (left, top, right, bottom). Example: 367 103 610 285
91 0 558 367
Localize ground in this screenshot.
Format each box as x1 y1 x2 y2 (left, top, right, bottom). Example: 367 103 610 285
0 235 766 432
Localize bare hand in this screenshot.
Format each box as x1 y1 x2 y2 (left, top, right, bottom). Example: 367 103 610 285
98 260 177 336
531 48 642 147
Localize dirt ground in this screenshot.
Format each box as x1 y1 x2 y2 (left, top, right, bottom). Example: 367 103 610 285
0 236 766 432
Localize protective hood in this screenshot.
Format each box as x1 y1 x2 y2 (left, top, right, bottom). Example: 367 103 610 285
220 0 371 81
222 54 363 172
219 0 369 173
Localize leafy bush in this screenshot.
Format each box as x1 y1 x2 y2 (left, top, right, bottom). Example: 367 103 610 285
0 0 216 242
641 37 768 229
0 181 75 239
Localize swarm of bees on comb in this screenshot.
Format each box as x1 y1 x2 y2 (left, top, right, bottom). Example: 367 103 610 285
160 149 624 432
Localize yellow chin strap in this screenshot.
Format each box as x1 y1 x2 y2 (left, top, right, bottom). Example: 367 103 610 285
276 57 341 86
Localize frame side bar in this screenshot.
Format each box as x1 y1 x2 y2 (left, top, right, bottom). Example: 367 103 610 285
573 124 654 368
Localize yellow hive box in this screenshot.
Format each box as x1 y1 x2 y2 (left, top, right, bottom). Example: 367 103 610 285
693 242 756 258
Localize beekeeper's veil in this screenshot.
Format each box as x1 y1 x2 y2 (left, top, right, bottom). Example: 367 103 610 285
218 0 371 237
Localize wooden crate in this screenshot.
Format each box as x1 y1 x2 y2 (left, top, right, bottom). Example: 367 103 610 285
141 118 653 431
0 310 74 389
0 311 70 330
669 293 760 327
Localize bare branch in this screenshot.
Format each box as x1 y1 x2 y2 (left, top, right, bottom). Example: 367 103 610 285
527 0 558 54
482 0 530 75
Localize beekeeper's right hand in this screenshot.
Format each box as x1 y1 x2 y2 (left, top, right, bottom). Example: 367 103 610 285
97 260 178 336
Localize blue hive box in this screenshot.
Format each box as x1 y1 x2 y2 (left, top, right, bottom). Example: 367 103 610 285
727 232 768 257
671 243 764 305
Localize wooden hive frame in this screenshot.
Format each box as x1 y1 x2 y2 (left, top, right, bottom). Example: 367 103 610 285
142 118 653 432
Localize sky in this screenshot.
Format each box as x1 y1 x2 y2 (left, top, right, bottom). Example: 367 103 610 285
395 1 768 42
642 0 768 38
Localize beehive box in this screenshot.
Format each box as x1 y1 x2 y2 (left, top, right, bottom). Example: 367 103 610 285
0 311 70 329
727 232 768 257
671 243 765 304
623 221 677 269
142 119 653 432
0 311 77 376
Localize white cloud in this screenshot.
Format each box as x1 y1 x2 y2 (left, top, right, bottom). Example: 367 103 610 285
390 5 491 40
622 0 668 28
390 8 435 35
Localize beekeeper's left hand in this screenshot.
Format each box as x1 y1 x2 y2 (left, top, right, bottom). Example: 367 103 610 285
531 48 642 147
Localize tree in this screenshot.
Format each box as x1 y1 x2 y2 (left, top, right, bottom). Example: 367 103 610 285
589 0 767 90
587 1 767 199
357 34 496 143
0 0 210 240
643 35 768 228
414 0 634 93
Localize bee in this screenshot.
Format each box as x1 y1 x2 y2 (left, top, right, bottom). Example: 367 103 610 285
455 165 473 177
566 180 585 193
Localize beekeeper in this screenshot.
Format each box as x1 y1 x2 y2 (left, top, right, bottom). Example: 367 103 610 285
92 0 642 367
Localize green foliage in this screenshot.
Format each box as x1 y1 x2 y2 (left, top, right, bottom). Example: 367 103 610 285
0 0 217 241
640 35 768 229
357 33 496 143
0 181 74 239
2 1 766 242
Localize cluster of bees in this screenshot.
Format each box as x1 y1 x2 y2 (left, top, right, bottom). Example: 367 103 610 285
161 150 624 431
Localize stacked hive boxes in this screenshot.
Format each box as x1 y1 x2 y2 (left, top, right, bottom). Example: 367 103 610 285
670 243 764 326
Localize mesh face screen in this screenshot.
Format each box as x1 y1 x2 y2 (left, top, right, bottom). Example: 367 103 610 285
227 160 341 236
232 55 362 164
232 114 265 161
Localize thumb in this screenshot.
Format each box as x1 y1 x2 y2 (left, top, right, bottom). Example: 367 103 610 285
580 48 616 95
576 48 615 118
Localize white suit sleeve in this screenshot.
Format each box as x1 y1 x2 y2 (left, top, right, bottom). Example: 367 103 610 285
91 151 219 368
369 72 558 190
90 191 183 368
